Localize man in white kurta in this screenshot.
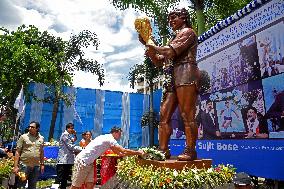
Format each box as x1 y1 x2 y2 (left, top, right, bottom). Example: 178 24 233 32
70 126 145 189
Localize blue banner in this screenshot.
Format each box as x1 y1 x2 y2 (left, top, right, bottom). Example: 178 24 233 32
170 139 284 181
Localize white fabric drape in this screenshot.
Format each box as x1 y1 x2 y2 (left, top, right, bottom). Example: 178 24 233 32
63 87 76 130
121 92 130 148
94 89 105 138
141 94 150 147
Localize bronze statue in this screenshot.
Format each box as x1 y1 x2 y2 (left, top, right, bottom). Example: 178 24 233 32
137 8 200 161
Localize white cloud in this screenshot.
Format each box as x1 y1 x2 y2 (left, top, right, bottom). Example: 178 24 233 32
2 0 180 92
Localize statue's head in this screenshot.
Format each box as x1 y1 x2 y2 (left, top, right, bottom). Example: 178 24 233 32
168 8 191 28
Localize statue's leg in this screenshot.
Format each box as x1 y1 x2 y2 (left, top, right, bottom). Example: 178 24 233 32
176 85 198 161
159 92 178 159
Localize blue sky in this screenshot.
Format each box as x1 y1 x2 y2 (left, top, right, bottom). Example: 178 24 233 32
0 0 190 92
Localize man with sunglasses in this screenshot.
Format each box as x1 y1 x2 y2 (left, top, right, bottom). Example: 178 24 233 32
13 121 45 189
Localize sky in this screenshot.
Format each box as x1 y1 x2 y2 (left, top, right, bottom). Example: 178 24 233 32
0 0 191 92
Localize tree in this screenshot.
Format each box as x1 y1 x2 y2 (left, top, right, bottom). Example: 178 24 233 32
0 113 14 143
46 30 104 141
0 25 59 125
128 57 161 146
0 25 104 141
111 0 251 36
192 0 251 32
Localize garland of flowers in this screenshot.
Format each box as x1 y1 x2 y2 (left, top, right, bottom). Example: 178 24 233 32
140 147 166 161
117 157 236 189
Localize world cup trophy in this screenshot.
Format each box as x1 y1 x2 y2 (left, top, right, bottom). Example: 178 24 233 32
134 17 155 46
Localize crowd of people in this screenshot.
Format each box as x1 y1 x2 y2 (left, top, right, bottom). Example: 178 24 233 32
8 121 144 189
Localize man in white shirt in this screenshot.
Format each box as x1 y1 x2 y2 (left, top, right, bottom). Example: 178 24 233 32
70 126 145 189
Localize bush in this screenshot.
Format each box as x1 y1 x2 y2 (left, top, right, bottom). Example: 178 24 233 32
0 158 14 180
117 157 236 189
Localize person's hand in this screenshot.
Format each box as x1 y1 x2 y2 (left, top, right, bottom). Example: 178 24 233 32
245 132 254 138
13 166 19 174
138 34 146 45
40 164 45 174
216 131 221 137
138 149 146 158
145 45 156 57
72 130 77 135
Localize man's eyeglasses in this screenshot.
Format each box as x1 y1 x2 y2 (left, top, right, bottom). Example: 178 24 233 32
29 126 36 129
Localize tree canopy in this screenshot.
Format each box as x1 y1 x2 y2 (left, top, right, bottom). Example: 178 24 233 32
0 25 104 140
111 0 251 37
0 25 59 109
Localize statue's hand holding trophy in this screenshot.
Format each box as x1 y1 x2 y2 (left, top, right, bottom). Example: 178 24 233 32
134 17 155 46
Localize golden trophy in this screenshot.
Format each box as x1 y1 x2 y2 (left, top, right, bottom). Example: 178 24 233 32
134 17 155 45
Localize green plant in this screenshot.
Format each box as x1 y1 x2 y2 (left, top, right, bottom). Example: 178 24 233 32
117 157 236 189
36 179 55 189
0 158 14 180
0 117 14 143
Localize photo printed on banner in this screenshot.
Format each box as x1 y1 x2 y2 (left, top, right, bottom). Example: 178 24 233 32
256 21 284 78
198 35 260 93
262 73 284 138
199 80 267 139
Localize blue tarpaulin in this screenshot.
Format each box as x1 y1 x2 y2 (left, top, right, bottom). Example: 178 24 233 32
22 83 145 148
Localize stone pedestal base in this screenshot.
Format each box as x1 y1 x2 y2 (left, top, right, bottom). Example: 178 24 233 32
136 158 212 170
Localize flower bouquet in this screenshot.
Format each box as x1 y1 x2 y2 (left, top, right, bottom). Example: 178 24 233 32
140 147 166 161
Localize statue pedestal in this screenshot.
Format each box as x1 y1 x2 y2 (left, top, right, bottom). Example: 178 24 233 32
136 158 212 170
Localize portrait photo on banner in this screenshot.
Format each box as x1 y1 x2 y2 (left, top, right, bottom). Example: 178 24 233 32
198 80 268 139
262 73 284 138
256 20 284 78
